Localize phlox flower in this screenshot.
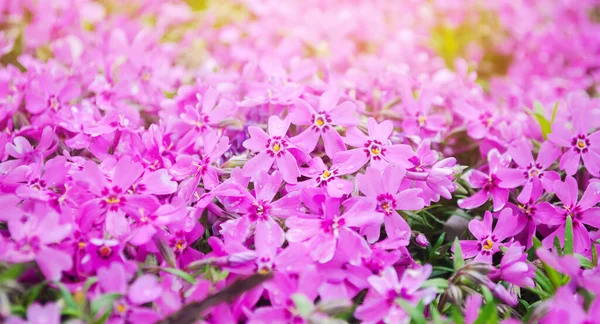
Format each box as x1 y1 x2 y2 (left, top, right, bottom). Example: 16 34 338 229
400 85 447 138
538 176 600 254
491 245 535 288
355 265 436 324
0 203 72 281
290 89 358 157
334 118 414 174
25 70 79 115
458 149 511 211
215 170 300 247
242 116 309 184
497 140 561 203
356 166 424 242
286 191 380 264
286 157 354 198
6 303 61 324
549 92 600 176
96 262 163 322
458 209 524 263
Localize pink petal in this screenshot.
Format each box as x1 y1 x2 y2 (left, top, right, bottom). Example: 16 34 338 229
113 156 144 191
497 168 526 189
290 128 320 154
275 150 300 184
36 247 72 281
242 151 274 178
290 98 315 124
138 169 177 195
267 115 290 137
329 101 358 126
458 190 490 209
128 275 163 305
554 176 578 207
508 140 534 167
243 126 269 152
322 128 346 158
319 89 340 111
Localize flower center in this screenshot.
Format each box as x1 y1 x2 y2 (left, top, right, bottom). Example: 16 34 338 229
105 196 120 205
417 115 427 126
483 239 494 251
98 245 113 258
311 112 332 131
376 193 397 216
48 95 61 110
266 136 288 157
364 140 386 160
175 240 186 251
572 135 590 153
116 303 127 314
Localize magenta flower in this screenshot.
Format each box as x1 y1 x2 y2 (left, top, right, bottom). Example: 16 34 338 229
179 88 233 135
400 85 447 138
290 90 358 157
6 302 61 324
491 245 535 288
458 149 511 211
286 192 379 264
549 93 600 176
1 209 72 281
355 265 436 323
334 118 414 174
242 116 309 184
73 156 149 237
356 166 424 242
25 71 79 115
171 132 230 193
458 209 524 263
497 140 561 203
538 176 600 254
286 157 354 198
96 262 162 321
215 171 299 247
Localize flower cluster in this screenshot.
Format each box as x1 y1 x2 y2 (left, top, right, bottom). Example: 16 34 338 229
1 1 600 323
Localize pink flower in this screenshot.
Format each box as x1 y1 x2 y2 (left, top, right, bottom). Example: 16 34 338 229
242 116 309 184
286 157 354 198
356 166 424 242
549 93 600 176
355 265 436 323
497 140 561 203
334 118 413 174
290 90 358 157
6 303 61 324
286 192 379 264
538 176 600 254
400 85 447 138
25 71 80 115
492 245 535 288
458 209 524 263
458 149 511 211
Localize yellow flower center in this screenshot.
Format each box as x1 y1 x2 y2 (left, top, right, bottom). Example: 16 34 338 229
577 140 586 148
483 239 494 251
175 240 185 251
116 303 127 314
371 147 380 155
78 241 86 249
316 118 325 126
106 196 120 205
272 143 281 152
417 115 427 126
258 267 270 275
322 170 332 179
381 202 391 212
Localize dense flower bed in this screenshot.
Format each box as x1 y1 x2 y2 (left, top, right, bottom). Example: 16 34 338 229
1 1 600 323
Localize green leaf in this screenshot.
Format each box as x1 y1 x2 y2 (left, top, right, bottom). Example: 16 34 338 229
452 237 464 271
564 216 574 255
162 268 197 284
592 244 598 267
291 294 315 318
554 236 563 255
91 293 123 316
55 281 79 312
575 254 594 269
550 101 559 123
450 305 466 324
534 268 554 293
430 303 444 324
25 281 46 306
473 299 499 324
529 101 553 140
421 278 449 290
0 263 25 282
396 299 427 324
